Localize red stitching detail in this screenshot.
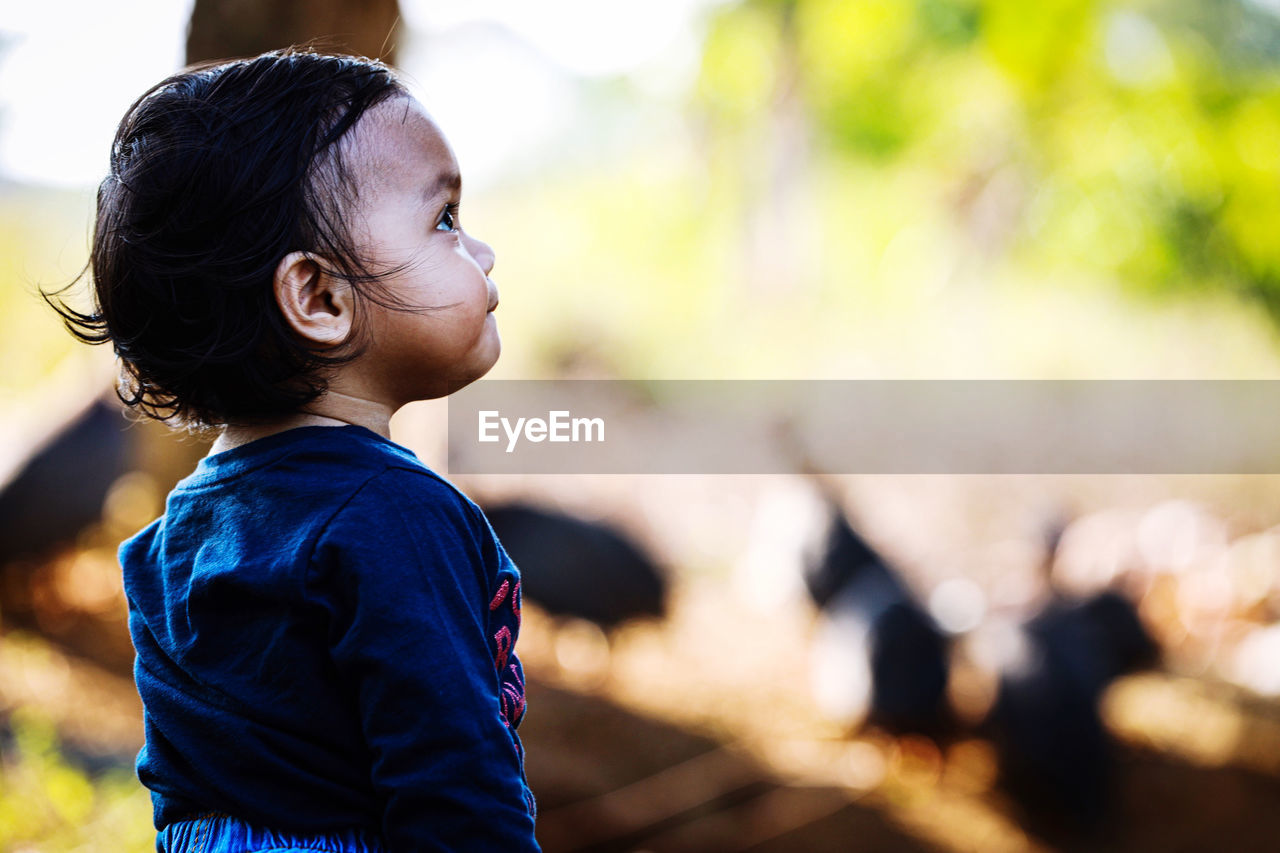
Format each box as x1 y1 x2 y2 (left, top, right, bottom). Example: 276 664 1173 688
511 580 521 624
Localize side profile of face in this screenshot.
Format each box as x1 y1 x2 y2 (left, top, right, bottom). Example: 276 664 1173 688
335 94 500 406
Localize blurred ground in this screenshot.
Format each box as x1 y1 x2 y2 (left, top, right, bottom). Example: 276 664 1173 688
6 469 1280 850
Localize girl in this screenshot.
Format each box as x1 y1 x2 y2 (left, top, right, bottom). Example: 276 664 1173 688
47 49 538 851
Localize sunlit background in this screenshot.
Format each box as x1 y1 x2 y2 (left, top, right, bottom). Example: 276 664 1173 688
7 1 1280 850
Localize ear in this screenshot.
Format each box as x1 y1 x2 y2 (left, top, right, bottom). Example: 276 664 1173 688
273 251 353 347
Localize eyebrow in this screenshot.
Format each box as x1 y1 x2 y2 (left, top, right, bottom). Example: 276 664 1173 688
425 170 462 203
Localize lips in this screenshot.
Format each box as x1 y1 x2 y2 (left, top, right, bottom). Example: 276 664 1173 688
486 278 499 312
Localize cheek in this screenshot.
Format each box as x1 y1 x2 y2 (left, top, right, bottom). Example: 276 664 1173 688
389 304 492 366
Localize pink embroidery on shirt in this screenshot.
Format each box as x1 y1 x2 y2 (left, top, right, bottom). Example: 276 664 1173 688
511 580 521 625
508 662 524 691
502 663 526 725
489 579 510 611
493 626 512 671
502 682 526 723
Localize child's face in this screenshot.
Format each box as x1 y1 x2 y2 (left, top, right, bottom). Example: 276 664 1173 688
344 95 500 405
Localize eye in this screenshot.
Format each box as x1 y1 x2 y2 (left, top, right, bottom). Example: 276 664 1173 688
435 202 460 233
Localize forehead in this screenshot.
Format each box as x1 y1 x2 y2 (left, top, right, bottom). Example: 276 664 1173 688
346 95 457 197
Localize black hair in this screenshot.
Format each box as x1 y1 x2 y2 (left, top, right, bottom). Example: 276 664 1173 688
44 48 410 429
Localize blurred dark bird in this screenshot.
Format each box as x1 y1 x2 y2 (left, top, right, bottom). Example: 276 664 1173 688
0 397 133 564
483 502 667 631
985 590 1157 827
803 496 950 734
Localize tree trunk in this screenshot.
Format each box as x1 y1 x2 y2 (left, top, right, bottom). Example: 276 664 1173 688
186 0 401 65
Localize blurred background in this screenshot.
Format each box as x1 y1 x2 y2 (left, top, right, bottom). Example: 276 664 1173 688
6 0 1280 849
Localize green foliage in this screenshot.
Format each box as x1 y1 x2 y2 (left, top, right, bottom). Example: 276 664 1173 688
0 707 152 852
918 0 982 47
693 0 1280 324
793 0 921 158
697 3 784 124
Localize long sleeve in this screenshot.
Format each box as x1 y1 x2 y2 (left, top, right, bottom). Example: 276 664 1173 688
308 467 538 851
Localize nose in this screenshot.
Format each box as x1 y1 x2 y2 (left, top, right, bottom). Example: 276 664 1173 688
463 232 495 276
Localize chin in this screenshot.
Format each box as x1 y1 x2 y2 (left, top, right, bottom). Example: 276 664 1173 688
448 354 503 398
478 328 502 374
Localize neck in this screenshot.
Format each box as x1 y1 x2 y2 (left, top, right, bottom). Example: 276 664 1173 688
210 391 395 455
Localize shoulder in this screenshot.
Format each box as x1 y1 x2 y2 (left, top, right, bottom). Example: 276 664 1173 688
336 464 487 537
311 452 498 581
306 463 506 629
311 426 482 516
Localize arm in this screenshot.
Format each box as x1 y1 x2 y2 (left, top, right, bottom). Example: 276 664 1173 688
310 468 539 851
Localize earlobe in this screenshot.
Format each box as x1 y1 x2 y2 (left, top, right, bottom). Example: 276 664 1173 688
273 251 353 347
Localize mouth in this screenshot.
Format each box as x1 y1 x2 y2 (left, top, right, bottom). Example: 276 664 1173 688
486 278 499 312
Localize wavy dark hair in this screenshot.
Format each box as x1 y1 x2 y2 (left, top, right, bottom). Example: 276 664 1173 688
44 48 411 429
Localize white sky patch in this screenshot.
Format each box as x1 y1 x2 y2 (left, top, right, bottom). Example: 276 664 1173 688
0 0 717 188
0 0 194 186
400 0 716 79
396 23 579 191
398 0 717 188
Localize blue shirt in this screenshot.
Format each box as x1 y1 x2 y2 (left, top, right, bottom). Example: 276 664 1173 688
120 425 538 851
